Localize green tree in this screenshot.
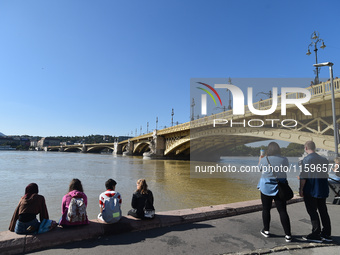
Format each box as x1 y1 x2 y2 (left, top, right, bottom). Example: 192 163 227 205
281 143 304 157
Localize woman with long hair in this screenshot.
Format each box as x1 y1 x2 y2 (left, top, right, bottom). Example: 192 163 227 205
257 142 292 242
128 179 155 219
9 183 49 234
59 178 89 227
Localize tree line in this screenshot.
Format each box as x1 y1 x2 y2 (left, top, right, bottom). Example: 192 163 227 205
223 143 304 157
53 134 118 144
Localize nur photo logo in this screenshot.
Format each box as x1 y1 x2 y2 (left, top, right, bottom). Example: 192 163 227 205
196 82 223 114
196 81 311 117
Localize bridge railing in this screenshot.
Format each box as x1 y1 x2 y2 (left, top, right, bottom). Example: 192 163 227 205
157 122 190 135
243 78 340 113
129 122 191 140
190 78 340 127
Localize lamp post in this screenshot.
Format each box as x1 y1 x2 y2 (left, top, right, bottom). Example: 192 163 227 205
191 98 195 121
306 31 326 85
171 108 174 126
228 78 232 109
314 62 338 155
214 106 227 112
257 90 272 99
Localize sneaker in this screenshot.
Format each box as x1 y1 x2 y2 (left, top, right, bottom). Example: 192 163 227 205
302 234 323 243
260 229 270 238
285 235 292 242
320 234 333 242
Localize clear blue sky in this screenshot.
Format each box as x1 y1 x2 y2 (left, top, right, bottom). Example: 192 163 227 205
1 0 339 137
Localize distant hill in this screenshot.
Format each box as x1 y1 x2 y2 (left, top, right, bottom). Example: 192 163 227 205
0 132 5 137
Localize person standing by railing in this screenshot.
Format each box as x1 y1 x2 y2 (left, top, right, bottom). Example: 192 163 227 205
257 142 292 243
299 141 332 243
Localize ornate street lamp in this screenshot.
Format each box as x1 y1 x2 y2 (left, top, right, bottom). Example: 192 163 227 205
214 105 227 112
227 77 232 109
257 90 272 98
171 108 174 126
306 31 326 85
314 62 338 155
191 98 195 121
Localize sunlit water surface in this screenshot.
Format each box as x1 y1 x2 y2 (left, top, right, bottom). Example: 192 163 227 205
0 151 300 231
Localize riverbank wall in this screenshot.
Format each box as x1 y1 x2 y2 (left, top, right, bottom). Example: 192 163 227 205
0 196 303 255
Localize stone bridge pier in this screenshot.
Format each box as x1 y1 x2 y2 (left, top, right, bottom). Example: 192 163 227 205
113 141 123 155
143 130 165 159
123 139 134 156
82 144 87 153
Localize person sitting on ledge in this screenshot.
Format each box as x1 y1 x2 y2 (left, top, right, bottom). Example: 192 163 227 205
98 179 122 223
59 178 89 227
9 183 50 234
128 179 155 219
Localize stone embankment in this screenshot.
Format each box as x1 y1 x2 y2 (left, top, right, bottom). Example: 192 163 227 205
0 197 304 255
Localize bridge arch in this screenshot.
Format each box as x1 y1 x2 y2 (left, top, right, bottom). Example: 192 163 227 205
133 142 151 154
165 127 336 157
87 145 114 153
192 127 335 149
164 137 190 156
64 147 83 152
47 147 59 152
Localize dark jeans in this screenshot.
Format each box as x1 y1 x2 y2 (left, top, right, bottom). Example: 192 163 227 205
14 218 40 235
303 195 331 236
261 192 291 236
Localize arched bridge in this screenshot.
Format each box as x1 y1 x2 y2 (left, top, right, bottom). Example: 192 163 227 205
48 143 115 153
47 79 340 159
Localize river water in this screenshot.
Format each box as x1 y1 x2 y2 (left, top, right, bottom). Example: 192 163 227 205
0 151 300 232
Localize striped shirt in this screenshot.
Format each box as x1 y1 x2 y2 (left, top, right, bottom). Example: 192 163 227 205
99 189 122 209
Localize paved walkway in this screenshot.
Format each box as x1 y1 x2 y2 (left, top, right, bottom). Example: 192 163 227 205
1 197 339 254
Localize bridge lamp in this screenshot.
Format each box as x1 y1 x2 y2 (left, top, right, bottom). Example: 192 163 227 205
307 31 326 85
314 62 338 156
171 108 174 126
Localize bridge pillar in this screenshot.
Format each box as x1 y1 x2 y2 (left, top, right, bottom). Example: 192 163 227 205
113 141 123 155
143 130 165 159
123 139 134 156
155 135 165 156
59 147 64 152
81 144 87 153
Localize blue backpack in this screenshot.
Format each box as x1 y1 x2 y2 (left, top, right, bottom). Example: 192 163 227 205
101 196 122 223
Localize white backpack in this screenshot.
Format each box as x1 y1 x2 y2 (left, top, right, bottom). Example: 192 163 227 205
67 197 87 223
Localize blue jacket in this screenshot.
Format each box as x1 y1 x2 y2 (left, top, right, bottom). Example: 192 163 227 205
257 155 289 196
